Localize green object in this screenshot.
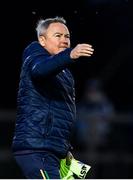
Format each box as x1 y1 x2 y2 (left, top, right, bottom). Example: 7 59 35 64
44 170 50 179
60 158 91 179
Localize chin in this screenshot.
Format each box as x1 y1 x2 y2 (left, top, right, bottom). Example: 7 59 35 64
59 48 66 52
53 49 66 54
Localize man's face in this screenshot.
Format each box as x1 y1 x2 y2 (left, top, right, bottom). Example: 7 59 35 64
39 22 70 55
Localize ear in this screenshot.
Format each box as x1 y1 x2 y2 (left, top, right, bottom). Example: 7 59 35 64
38 36 46 47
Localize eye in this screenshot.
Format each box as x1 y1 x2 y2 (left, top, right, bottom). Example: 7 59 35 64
65 35 70 39
55 34 61 37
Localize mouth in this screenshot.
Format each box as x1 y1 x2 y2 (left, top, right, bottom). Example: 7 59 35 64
59 46 68 49
60 46 68 47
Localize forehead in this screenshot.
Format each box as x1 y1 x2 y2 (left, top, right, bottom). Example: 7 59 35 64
46 22 70 34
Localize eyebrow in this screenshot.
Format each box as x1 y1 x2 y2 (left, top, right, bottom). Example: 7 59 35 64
53 32 70 36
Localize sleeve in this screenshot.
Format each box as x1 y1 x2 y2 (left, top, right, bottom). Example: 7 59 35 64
31 48 74 78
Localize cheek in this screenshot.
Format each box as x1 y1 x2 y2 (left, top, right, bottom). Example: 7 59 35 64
48 41 58 50
51 41 59 48
52 43 61 54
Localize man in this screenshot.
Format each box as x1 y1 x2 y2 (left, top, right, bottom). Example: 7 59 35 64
12 16 94 179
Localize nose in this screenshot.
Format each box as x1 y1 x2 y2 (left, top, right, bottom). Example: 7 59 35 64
62 35 69 41
61 36 69 45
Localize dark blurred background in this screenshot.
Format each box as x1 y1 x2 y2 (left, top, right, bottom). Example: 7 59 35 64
0 0 133 178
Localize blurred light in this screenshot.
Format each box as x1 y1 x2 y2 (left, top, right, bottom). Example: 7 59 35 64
32 11 36 15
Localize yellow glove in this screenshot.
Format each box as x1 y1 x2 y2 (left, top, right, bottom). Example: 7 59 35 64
60 153 91 179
